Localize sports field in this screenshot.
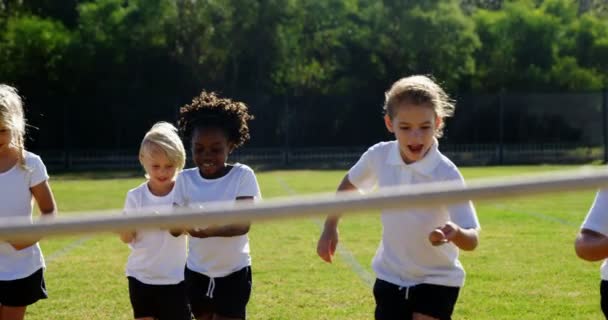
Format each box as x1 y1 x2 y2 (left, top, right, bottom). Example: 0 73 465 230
23 165 605 319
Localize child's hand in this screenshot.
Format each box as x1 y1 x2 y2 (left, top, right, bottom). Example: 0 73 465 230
317 228 339 263
429 222 460 246
119 231 137 244
9 241 37 250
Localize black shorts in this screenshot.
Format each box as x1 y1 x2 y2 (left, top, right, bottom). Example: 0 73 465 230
0 268 47 307
373 278 460 320
601 280 608 318
128 277 191 320
185 266 252 319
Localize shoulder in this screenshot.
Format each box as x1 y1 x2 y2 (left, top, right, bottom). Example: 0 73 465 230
433 151 464 181
177 168 199 181
367 141 394 154
232 163 256 176
127 182 148 197
24 151 45 168
361 141 395 162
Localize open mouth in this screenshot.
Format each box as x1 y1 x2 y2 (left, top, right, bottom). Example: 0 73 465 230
408 144 424 154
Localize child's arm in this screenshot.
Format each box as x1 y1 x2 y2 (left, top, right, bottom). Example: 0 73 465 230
11 181 57 250
119 231 136 243
118 191 137 244
187 196 252 238
575 229 608 261
317 174 358 263
429 221 479 251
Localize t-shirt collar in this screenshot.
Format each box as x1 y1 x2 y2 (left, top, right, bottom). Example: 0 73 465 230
386 139 441 176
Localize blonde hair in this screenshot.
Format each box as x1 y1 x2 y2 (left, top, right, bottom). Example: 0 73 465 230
0 84 27 170
139 122 186 177
383 75 455 138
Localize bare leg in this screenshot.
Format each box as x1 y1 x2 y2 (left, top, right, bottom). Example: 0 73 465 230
0 306 26 320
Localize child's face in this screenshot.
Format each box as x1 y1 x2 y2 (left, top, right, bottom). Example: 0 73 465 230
0 123 12 155
140 150 177 190
191 127 233 178
384 103 440 164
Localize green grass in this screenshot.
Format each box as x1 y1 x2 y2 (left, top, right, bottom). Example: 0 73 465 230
23 165 606 319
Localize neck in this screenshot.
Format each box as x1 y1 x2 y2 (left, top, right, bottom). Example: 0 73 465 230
0 147 19 173
147 180 175 197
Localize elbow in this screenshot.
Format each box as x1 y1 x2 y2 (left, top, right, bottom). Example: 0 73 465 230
468 240 479 251
119 234 133 244
239 224 251 235
575 239 597 261
461 238 478 251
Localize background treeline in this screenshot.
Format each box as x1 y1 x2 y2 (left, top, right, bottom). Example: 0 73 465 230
0 0 607 149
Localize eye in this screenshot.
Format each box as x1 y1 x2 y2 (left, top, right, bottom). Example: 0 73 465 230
400 127 410 131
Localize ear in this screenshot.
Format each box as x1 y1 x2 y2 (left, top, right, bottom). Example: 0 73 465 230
384 115 394 133
435 116 442 130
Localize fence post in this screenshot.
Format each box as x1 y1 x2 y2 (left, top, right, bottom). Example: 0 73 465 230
498 91 505 165
63 104 71 170
603 88 608 164
283 94 290 166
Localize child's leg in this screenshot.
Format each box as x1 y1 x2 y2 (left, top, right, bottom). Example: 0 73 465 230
212 315 242 320
601 280 608 318
128 277 161 320
212 266 252 320
372 278 412 320
185 267 215 320
412 313 438 320
0 306 26 320
410 283 459 320
154 281 191 320
0 268 47 320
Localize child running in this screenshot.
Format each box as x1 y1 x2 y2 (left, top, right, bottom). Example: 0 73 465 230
119 122 191 320
0 84 57 320
317 75 480 320
576 189 608 318
175 90 260 320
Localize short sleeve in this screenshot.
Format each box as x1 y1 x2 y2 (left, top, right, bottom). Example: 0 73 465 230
123 190 139 215
237 167 261 200
348 146 378 192
28 155 49 187
444 166 480 230
582 189 608 235
172 173 189 207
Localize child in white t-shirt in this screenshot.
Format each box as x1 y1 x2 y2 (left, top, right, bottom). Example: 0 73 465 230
0 84 57 320
576 189 608 318
175 91 260 320
119 122 190 320
317 75 480 320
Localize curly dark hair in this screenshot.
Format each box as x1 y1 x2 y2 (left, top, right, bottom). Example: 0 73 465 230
178 91 254 149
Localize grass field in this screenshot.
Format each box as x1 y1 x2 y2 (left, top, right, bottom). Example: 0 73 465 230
20 165 607 319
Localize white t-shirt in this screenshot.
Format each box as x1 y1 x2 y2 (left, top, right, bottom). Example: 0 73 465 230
174 163 261 278
348 141 480 288
0 152 48 280
581 189 608 280
123 182 187 285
